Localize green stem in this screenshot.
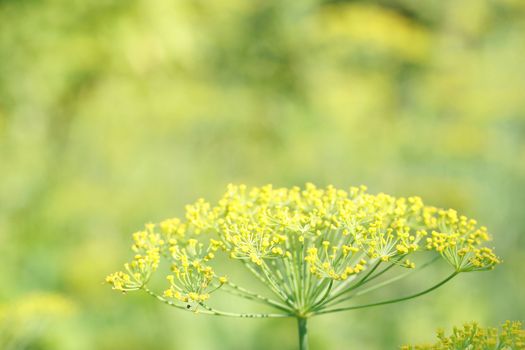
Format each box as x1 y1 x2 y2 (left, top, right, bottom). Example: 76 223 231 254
314 271 458 316
198 302 292 318
222 280 292 312
307 280 333 312
322 256 441 308
297 317 308 350
319 259 382 307
142 286 292 318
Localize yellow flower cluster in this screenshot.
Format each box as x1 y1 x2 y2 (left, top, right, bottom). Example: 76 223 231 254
208 184 498 275
106 223 163 292
162 237 225 304
305 243 366 280
106 217 226 303
424 211 500 271
107 184 500 308
402 321 525 350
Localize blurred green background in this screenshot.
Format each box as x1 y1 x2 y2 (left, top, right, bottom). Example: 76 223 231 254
1 0 524 349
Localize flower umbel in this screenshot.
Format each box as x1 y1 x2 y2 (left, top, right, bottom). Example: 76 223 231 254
106 184 501 348
401 321 525 350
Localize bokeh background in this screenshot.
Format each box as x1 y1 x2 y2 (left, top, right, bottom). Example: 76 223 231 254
1 0 524 349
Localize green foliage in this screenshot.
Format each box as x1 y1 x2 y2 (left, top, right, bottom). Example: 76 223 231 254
0 294 75 350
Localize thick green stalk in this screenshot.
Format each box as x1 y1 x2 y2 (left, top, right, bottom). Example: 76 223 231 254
297 317 308 350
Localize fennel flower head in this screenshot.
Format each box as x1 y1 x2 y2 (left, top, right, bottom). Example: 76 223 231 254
106 184 500 319
402 321 525 350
